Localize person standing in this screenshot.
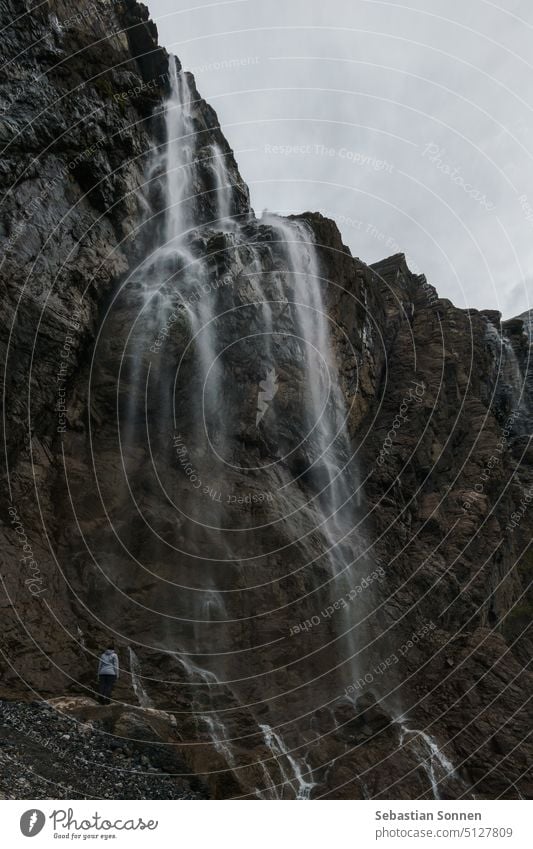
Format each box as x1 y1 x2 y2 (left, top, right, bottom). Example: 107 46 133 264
97 644 119 705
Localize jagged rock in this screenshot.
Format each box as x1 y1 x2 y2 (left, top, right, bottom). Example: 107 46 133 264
0 0 531 802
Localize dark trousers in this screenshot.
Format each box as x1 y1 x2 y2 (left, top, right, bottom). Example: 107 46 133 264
98 674 116 705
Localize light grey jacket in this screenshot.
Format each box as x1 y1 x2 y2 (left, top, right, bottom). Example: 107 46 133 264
98 649 119 678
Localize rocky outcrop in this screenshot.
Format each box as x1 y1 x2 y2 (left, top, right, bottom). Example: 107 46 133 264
0 697 205 798
1 0 532 801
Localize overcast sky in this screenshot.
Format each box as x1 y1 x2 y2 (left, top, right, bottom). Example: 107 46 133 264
147 0 533 318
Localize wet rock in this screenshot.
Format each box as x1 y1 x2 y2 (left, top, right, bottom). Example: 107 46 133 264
0 0 531 803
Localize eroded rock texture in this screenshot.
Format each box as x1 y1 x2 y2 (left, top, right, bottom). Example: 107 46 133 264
1 0 532 800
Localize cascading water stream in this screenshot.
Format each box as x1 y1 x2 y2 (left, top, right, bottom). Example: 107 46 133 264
114 59 241 776
262 213 368 693
484 318 530 424
260 724 316 800
161 62 219 406
121 55 378 797
175 654 238 768
209 143 234 227
397 724 461 800
163 59 198 245
120 59 200 458
128 647 154 709
262 214 354 515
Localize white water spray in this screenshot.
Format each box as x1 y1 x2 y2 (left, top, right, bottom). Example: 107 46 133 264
123 56 372 797
128 647 154 709
484 319 530 421
398 724 457 800
210 143 234 226
260 724 316 799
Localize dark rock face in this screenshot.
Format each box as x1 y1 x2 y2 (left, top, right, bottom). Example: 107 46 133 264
1 0 532 801
0 0 168 708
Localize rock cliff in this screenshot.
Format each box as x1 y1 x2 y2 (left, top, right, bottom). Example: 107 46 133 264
1 0 532 800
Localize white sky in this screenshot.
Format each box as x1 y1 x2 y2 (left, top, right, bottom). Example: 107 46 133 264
147 0 533 317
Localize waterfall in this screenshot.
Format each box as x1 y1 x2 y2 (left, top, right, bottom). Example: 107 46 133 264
163 59 198 245
120 57 224 458
262 214 353 515
484 318 530 431
260 724 316 800
210 143 234 226
176 655 296 800
262 212 368 693
160 64 226 425
119 59 200 460
398 724 458 800
128 647 154 709
175 654 239 771
501 336 530 415
119 54 374 796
